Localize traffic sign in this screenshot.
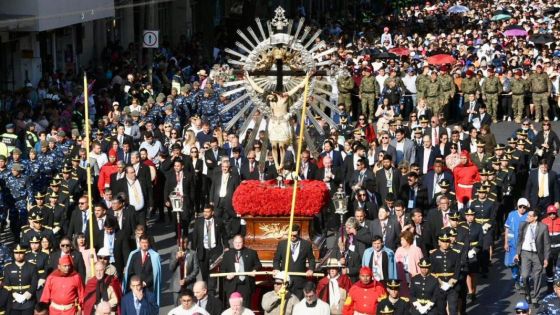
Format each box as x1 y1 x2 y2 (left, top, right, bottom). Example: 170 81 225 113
143 30 159 48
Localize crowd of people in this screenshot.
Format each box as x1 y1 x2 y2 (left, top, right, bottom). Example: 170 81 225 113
3 0 560 314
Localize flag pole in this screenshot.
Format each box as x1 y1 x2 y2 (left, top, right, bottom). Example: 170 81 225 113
279 74 311 315
84 73 95 278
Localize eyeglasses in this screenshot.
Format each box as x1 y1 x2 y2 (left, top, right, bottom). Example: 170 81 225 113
60 244 71 247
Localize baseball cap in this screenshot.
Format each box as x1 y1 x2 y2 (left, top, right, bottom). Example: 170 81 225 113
514 300 529 311
517 198 530 208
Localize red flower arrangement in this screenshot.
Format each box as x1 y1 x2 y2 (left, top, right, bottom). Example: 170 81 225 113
232 180 330 217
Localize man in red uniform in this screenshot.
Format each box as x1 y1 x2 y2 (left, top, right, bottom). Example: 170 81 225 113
543 204 560 289
41 255 84 314
343 267 387 315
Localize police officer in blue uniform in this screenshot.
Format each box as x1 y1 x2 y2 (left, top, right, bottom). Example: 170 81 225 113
5 163 32 243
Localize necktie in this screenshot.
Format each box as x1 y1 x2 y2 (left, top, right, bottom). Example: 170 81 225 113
142 251 147 265
382 223 387 240
237 251 245 281
82 212 88 232
124 153 128 163
443 212 449 227
250 162 254 173
176 172 181 184
291 242 298 261
206 221 213 248
434 128 439 145
416 224 422 236
538 173 545 198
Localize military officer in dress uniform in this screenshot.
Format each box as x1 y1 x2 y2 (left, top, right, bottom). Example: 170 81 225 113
60 167 81 203
482 68 502 123
46 191 67 237
496 154 516 232
410 258 438 315
431 232 461 315
21 214 56 249
28 192 52 228
432 179 457 210
529 65 552 122
360 66 379 117
469 187 496 277
0 275 10 315
376 279 410 315
458 208 484 302
4 244 38 314
25 236 49 298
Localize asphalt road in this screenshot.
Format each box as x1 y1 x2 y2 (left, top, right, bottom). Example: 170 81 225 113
0 121 557 314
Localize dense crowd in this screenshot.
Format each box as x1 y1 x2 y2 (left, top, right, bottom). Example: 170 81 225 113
4 0 560 315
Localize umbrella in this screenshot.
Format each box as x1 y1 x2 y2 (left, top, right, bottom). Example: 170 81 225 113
389 47 410 57
447 5 469 13
371 51 398 60
427 54 456 65
529 34 555 44
504 29 528 37
494 9 512 16
543 7 560 16
492 14 512 21
504 24 524 30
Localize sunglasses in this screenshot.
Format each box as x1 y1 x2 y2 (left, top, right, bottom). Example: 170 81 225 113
60 244 71 247
516 311 527 314
519 205 528 209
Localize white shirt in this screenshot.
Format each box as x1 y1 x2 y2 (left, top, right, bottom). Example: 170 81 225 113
402 75 417 94
90 152 108 169
292 299 331 315
167 305 210 315
204 218 216 249
221 308 255 315
521 222 538 252
423 148 431 174
139 140 162 161
219 173 229 198
127 180 145 211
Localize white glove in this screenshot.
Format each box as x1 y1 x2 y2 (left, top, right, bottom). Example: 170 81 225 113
468 249 476 259
440 281 451 291
13 293 24 304
23 292 32 300
38 279 46 288
419 305 428 314
426 301 435 309
412 301 421 309
53 226 61 234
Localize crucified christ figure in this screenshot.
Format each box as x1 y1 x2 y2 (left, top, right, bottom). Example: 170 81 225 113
245 72 307 170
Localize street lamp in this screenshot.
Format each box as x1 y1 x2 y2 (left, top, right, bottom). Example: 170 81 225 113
332 185 348 243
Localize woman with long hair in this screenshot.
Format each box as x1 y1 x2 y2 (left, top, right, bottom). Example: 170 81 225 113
445 143 461 171
75 233 97 281
395 230 424 297
181 130 199 155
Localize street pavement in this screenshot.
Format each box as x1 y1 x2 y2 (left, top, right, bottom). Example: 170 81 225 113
0 121 557 314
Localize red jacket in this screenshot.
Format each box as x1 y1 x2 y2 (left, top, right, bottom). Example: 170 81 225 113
343 280 386 315
317 274 353 303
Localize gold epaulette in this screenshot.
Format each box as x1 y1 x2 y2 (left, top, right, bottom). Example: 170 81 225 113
400 297 410 302
449 191 456 195
452 248 461 254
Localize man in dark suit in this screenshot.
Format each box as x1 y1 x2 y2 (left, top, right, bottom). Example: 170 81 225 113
221 235 262 307
341 145 367 186
424 117 448 146
352 188 379 221
414 134 441 175
424 195 453 251
193 280 224 315
375 132 398 162
113 165 151 226
48 236 86 281
67 195 91 240
130 152 153 211
478 104 492 127
463 93 481 126
118 141 133 165
192 205 229 294
450 130 467 153
316 155 342 192
273 224 316 299
239 150 260 181
204 137 227 176
209 159 240 219
164 160 196 236
349 158 375 197
109 161 127 193
120 275 158 315
229 147 247 177
390 128 416 165
320 140 343 167
108 193 136 245
515 209 551 303
124 234 162 298
94 216 130 278
398 171 429 212
169 237 199 303
374 154 401 203
112 124 133 149
423 160 455 206
92 203 115 244
368 207 401 251
525 159 560 214
345 214 372 259
299 150 318 180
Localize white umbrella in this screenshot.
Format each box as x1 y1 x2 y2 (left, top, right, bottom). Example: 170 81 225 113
447 5 469 14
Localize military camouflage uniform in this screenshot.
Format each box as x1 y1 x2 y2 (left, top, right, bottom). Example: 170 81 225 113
482 75 502 121
337 76 355 112
416 72 430 100
511 77 527 122
426 77 443 114
529 72 552 121
359 75 378 117
439 73 456 115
